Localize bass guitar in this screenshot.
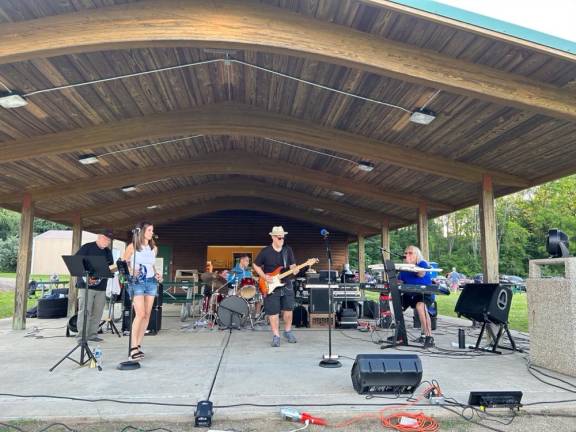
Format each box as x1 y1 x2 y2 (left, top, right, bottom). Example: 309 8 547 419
258 258 319 296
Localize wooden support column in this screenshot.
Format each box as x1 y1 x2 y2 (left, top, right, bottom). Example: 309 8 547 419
417 203 429 260
67 215 82 318
479 175 499 283
12 194 34 330
381 218 390 261
358 234 366 283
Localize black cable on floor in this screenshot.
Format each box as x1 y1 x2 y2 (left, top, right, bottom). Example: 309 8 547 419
207 328 233 400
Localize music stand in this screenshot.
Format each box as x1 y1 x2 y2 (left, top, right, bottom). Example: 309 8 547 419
50 255 113 371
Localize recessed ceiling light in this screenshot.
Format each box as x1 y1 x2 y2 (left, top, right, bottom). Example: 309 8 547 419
0 93 28 109
357 161 375 172
147 205 159 210
121 185 137 192
78 154 99 165
330 191 345 197
409 108 437 125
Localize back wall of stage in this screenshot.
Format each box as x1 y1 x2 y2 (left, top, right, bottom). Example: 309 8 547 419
154 210 351 279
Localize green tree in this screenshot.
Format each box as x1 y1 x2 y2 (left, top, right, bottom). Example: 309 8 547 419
0 236 19 271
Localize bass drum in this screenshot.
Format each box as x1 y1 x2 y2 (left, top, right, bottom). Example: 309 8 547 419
217 296 249 329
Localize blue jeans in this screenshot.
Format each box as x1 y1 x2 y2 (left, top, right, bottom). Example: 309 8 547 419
129 277 158 297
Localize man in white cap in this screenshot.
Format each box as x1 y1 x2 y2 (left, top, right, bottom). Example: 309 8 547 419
253 226 298 347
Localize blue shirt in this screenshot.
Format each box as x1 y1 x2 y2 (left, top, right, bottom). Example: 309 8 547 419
227 264 252 283
398 260 432 285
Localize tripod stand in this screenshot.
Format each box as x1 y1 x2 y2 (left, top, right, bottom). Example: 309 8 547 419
99 288 121 337
50 255 113 371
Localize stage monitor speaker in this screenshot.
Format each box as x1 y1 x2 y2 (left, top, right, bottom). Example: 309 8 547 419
351 354 422 394
455 283 512 325
309 287 330 313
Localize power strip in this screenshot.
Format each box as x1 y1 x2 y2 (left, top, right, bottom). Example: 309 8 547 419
429 396 445 405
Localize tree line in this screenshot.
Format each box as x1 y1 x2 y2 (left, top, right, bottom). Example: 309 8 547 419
348 175 576 278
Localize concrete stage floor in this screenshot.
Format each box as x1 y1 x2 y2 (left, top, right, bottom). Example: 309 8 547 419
1 305 575 426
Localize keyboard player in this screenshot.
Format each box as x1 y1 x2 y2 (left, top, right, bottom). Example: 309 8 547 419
398 245 435 348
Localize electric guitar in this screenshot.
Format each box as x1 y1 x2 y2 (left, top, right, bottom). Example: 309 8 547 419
258 258 319 296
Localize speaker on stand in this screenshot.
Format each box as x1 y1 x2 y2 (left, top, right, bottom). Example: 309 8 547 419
455 283 519 354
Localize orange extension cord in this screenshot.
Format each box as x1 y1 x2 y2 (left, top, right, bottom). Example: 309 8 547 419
330 384 441 432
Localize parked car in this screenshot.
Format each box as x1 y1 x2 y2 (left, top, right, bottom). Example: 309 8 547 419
471 273 526 291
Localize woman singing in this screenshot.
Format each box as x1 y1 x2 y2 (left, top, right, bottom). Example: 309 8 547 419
123 222 162 360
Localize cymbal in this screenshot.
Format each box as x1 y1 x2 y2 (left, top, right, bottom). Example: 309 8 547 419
200 272 218 283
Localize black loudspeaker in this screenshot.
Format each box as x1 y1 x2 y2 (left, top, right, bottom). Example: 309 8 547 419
351 354 422 395
455 284 512 325
363 300 378 318
309 288 329 313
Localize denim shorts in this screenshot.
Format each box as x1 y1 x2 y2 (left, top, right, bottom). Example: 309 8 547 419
129 277 158 297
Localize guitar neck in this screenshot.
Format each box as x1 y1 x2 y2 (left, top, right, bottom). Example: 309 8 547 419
277 262 309 281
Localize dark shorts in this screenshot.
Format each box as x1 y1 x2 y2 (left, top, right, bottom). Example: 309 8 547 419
401 293 433 310
264 283 295 315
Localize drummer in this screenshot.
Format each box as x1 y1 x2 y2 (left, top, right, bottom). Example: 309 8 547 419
225 254 253 288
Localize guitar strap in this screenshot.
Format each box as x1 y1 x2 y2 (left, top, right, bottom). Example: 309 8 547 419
281 247 288 297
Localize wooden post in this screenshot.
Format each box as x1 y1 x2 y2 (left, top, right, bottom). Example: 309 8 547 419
480 175 499 283
381 218 390 260
67 215 82 318
12 194 34 330
417 203 429 261
358 234 366 283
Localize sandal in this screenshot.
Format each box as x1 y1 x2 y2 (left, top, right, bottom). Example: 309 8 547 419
137 345 145 357
129 347 144 361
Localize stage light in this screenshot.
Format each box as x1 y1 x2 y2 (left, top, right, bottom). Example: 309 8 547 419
0 93 28 109
357 161 375 172
409 108 437 125
121 185 137 192
546 228 570 258
78 154 99 165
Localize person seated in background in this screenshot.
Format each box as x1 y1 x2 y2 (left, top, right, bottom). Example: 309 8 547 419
398 245 435 348
340 263 355 283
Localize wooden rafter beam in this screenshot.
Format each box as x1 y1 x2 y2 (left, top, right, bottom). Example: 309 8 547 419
87 197 377 236
0 152 453 211
0 103 529 187
0 0 574 122
51 180 408 226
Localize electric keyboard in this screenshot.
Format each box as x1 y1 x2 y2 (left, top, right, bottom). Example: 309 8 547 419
359 283 449 295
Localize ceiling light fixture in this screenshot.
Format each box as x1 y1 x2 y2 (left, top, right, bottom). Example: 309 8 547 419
0 93 28 109
121 185 137 192
312 208 325 212
147 205 159 210
78 154 99 165
330 191 345 197
409 108 437 125
357 161 375 172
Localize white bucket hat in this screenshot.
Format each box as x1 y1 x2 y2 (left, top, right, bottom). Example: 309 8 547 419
269 226 288 236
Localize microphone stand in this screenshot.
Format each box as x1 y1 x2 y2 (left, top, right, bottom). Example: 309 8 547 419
319 233 341 368
118 231 141 370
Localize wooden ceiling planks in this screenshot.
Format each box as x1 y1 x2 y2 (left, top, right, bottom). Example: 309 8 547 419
0 0 574 231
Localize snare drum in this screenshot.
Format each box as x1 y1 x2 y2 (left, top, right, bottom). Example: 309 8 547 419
239 277 257 300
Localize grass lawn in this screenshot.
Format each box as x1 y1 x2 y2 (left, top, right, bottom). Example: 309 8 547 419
436 290 528 333
0 273 68 280
365 290 528 333
0 292 40 319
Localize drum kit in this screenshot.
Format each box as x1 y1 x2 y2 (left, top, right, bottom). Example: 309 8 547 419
194 271 265 330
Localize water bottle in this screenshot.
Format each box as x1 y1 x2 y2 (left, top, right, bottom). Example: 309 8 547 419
94 346 103 371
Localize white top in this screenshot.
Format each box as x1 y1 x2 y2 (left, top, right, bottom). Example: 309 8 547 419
131 245 156 279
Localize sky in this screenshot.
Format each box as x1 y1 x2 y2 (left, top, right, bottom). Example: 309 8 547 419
439 0 576 42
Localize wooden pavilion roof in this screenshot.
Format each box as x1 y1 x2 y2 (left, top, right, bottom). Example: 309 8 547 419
0 0 575 236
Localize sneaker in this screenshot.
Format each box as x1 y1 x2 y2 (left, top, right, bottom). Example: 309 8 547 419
424 336 435 348
88 336 103 342
283 331 297 343
271 335 281 347
386 335 404 343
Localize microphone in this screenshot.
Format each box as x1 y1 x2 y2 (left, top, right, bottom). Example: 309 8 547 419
320 228 330 238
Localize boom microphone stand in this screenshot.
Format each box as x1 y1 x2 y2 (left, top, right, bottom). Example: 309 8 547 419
319 229 341 368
